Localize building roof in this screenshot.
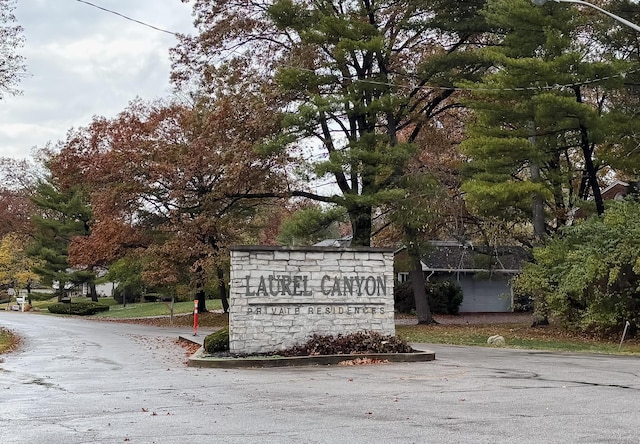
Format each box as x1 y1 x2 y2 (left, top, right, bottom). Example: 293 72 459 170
600 180 629 201
313 235 353 247
418 241 529 274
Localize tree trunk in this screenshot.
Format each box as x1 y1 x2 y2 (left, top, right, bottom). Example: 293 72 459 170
26 280 32 306
57 281 67 302
195 288 207 313
216 266 229 313
531 161 546 240
582 141 604 215
573 86 605 215
89 282 98 302
349 205 372 247
409 253 434 324
194 264 208 312
528 122 546 240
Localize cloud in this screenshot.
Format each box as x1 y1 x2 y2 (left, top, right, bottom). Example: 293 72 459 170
0 0 194 159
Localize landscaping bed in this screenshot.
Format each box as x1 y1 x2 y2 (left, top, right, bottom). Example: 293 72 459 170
188 329 436 368
188 347 435 368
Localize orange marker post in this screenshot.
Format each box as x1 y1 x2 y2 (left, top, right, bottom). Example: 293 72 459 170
193 299 199 336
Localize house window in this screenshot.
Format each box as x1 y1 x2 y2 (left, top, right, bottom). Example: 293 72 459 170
397 272 409 283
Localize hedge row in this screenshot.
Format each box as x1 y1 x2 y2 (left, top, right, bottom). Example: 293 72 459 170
48 301 110 316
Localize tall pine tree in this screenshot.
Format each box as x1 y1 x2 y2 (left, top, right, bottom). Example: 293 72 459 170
28 180 97 301
461 0 635 242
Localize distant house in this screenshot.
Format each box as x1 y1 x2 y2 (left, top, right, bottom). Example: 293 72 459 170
571 180 640 221
600 180 640 200
81 281 114 298
313 236 528 312
395 241 529 313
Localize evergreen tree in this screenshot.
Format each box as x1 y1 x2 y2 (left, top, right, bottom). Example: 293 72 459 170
276 205 347 247
28 180 96 301
590 0 640 180
461 0 635 240
170 0 500 324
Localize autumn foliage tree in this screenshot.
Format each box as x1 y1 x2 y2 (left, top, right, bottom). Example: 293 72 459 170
0 157 39 239
0 158 43 302
0 233 40 303
49 96 288 310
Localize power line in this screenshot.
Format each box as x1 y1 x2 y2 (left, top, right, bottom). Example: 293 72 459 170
76 0 181 37
218 43 640 94
76 0 639 94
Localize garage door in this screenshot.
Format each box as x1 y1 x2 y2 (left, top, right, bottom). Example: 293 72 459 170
451 276 513 313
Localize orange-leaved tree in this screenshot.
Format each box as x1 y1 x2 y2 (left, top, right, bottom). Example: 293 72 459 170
49 96 288 311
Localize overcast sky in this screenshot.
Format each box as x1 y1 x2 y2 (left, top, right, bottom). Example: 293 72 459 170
0 0 196 160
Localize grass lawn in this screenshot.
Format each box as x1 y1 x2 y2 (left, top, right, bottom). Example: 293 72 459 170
396 322 640 355
0 296 223 318
92 299 223 318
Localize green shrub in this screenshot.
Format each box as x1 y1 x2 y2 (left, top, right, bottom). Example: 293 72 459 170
203 327 229 353
515 200 640 337
48 301 110 316
112 286 140 304
394 282 415 313
431 280 464 315
394 280 463 315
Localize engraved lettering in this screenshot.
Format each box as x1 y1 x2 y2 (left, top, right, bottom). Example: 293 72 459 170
280 275 292 295
330 277 342 296
245 275 255 296
292 275 303 296
320 275 331 295
365 276 376 295
257 276 268 296
302 276 312 296
343 277 353 295
268 275 278 296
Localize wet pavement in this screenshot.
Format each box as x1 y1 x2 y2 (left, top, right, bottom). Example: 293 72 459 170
1 311 639 443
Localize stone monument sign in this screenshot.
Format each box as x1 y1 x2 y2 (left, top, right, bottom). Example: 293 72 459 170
229 246 395 354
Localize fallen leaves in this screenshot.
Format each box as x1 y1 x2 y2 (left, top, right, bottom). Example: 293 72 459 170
338 357 389 366
176 339 201 356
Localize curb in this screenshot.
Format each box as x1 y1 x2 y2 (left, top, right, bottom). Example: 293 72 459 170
187 346 436 368
178 334 204 346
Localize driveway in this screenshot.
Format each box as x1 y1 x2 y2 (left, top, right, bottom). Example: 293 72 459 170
1 312 639 444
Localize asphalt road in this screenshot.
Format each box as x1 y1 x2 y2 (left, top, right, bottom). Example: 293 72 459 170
1 312 639 444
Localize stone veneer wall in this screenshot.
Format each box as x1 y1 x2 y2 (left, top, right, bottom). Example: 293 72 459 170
229 246 395 354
